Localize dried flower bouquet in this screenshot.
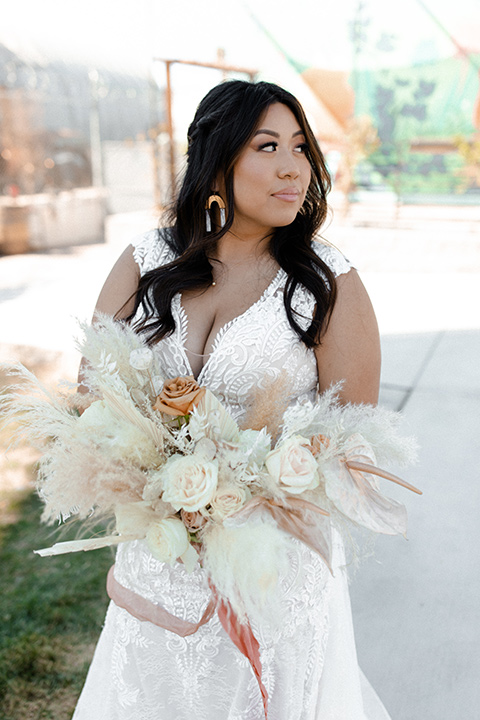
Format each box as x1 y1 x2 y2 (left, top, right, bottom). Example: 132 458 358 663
1 315 420 626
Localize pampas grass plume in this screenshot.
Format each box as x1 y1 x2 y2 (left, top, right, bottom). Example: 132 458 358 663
202 517 292 627
240 371 291 439
38 444 146 523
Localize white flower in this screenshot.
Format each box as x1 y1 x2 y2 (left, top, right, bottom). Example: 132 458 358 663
187 411 208 441
145 517 189 565
129 347 154 371
238 428 272 467
161 455 218 511
265 436 319 495
209 482 251 521
194 437 217 462
76 399 108 428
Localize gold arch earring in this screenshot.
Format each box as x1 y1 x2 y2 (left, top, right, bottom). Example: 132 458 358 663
205 194 226 232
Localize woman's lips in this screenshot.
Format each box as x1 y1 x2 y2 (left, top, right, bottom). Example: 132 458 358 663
272 189 300 202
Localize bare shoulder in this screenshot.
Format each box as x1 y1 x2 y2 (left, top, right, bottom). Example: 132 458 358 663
315 268 381 405
77 245 139 393
93 244 140 320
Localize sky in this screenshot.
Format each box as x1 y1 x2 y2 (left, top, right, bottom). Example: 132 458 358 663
2 0 479 137
3 0 479 72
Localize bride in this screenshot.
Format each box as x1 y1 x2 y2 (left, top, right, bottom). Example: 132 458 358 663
73 80 389 719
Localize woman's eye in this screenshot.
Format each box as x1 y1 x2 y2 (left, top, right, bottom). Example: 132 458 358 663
258 142 277 152
294 143 308 154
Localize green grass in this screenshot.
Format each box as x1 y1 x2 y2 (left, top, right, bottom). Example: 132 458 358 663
0 489 113 720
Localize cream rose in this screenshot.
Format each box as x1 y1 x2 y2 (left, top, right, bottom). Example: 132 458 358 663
153 376 206 417
209 482 251 521
265 436 319 495
161 455 218 511
145 517 190 565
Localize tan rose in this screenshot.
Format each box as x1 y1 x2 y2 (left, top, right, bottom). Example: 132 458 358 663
153 376 206 417
180 509 208 532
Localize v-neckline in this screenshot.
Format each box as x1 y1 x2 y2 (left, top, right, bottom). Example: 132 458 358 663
176 266 285 383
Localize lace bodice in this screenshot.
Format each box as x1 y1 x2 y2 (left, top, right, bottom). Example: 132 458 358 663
131 229 351 425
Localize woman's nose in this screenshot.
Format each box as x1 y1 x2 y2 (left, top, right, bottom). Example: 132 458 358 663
277 151 300 179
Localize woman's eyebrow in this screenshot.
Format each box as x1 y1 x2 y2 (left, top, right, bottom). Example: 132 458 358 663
253 129 305 138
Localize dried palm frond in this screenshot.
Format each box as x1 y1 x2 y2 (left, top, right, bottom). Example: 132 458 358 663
196 390 240 442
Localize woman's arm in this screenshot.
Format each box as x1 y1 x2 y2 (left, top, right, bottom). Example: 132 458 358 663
77 244 140 393
93 244 140 320
314 269 381 405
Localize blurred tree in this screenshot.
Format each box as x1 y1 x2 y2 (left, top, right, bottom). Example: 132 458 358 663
335 115 380 199
453 135 480 192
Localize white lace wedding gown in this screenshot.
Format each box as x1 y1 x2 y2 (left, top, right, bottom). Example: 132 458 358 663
72 230 391 720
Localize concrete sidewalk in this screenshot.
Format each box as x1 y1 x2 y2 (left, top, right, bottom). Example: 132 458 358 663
1 209 479 719
352 328 480 719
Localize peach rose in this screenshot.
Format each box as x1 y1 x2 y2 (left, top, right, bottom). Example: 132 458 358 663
265 436 319 495
180 509 208 532
309 433 331 457
153 376 206 417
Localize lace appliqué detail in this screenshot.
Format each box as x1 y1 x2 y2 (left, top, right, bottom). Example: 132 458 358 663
312 238 352 278
110 604 152 708
131 229 176 274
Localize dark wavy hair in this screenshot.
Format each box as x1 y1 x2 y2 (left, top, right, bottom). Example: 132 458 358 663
128 79 336 348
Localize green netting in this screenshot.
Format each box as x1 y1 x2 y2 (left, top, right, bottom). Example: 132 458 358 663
350 54 479 195
352 54 479 139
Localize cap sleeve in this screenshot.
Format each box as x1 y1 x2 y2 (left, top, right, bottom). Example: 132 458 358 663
312 239 352 277
289 240 352 332
131 229 176 276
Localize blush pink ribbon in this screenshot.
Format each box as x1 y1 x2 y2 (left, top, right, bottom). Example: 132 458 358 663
106 565 216 636
107 565 270 718
210 583 269 719
106 496 332 719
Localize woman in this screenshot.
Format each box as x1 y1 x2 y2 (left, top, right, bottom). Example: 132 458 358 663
73 80 387 719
